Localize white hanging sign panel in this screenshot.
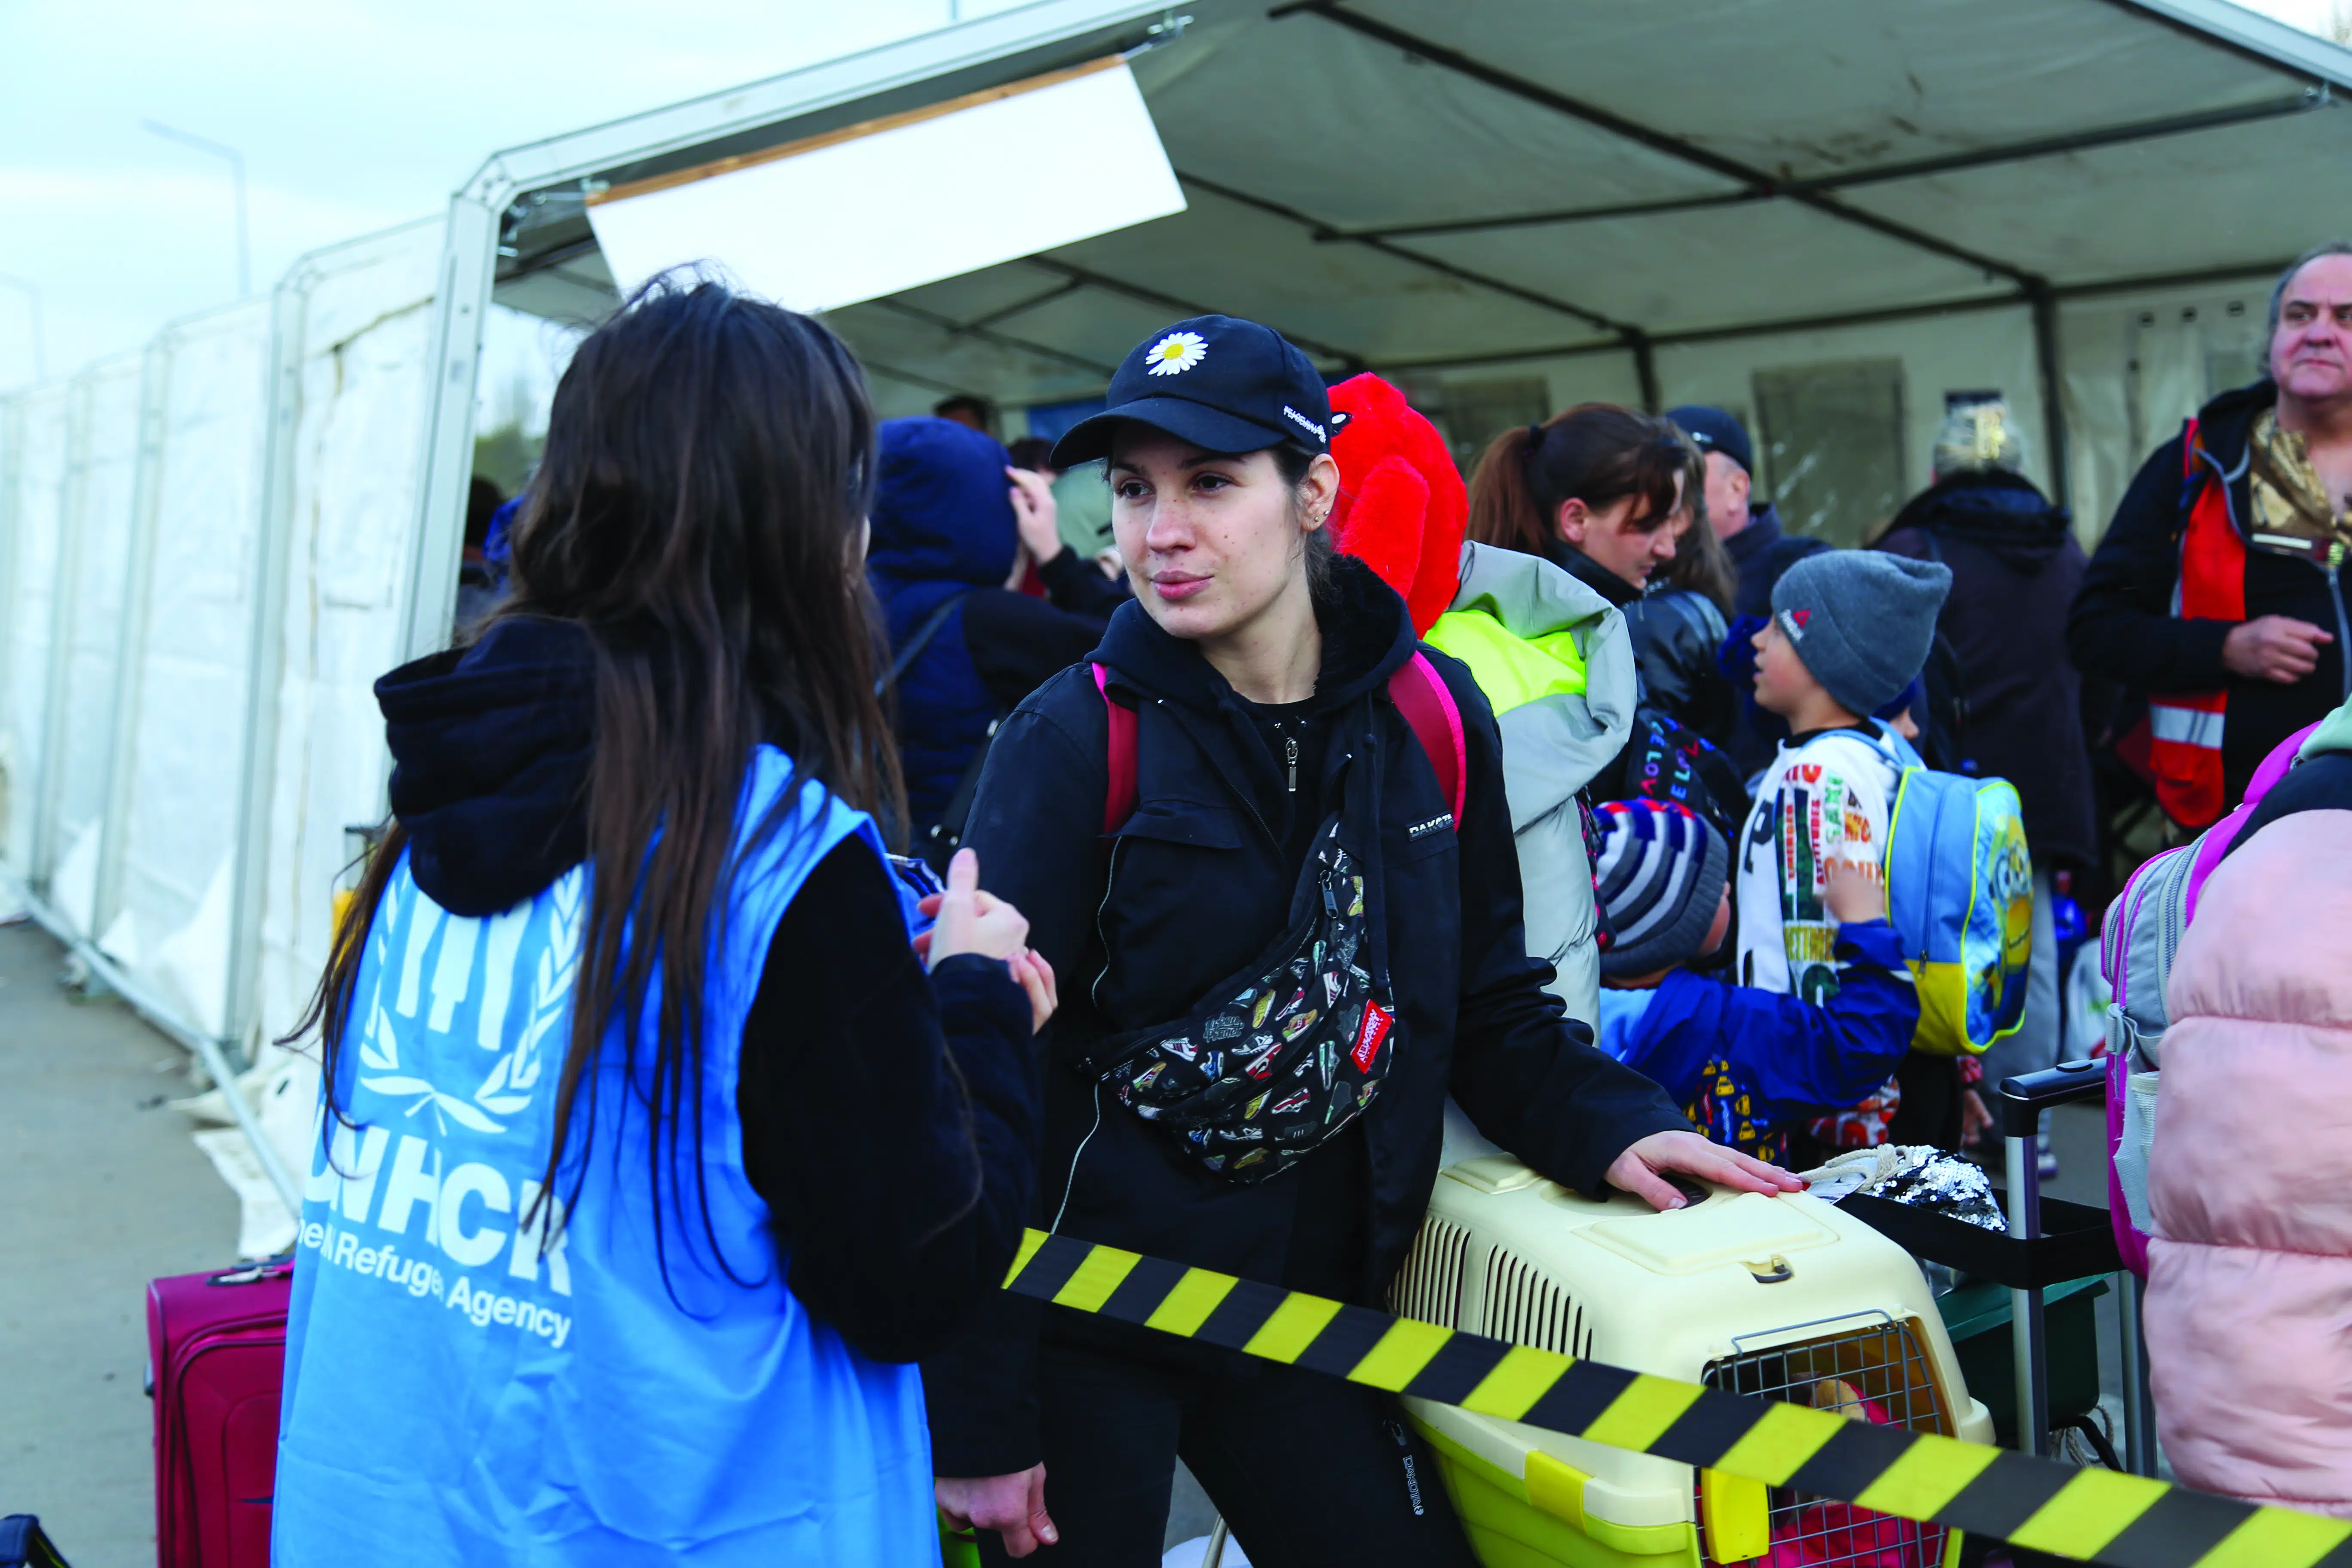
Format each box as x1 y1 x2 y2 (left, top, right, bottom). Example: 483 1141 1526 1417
587 56 1185 315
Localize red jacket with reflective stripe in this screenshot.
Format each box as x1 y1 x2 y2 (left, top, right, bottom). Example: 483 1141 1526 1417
2067 379 2352 827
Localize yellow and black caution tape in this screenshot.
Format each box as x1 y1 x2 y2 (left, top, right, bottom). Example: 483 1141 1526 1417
1003 1228 2352 1568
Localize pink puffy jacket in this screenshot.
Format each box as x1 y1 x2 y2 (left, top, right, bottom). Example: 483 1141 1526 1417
2145 810 2352 1516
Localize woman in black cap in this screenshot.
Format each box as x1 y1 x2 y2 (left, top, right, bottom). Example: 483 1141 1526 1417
925 315 1798 1565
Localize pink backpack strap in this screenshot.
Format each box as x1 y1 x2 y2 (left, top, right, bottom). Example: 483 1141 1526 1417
2183 718 2320 920
1095 663 1139 835
1388 651 1467 828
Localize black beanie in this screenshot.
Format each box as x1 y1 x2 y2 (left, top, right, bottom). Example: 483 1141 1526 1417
1595 800 1730 978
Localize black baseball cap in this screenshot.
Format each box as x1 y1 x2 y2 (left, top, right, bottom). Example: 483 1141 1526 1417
1049 315 1332 469
1665 405 1754 475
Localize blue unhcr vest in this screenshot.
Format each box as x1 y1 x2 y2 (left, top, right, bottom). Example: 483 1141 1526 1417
275 747 941 1565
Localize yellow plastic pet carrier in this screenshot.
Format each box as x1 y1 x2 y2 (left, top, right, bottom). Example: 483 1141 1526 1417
1392 1158 1994 1568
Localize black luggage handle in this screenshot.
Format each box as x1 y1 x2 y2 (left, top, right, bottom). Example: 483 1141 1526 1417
1996 1058 2105 1139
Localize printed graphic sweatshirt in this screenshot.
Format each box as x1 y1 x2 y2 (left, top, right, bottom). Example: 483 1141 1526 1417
1733 726 1899 1001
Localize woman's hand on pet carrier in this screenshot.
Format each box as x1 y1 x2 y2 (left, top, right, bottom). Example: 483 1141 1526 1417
1607 1130 1807 1210
917 848 1033 968
1007 946 1058 1033
937 1464 1058 1557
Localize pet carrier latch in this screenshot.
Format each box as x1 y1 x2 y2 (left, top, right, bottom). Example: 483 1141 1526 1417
1743 1255 1793 1284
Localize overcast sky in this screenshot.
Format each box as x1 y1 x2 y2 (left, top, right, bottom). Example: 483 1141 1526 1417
0 0 2342 390
0 0 1005 387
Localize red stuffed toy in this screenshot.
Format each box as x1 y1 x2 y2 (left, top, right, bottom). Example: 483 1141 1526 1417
1325 373 1468 636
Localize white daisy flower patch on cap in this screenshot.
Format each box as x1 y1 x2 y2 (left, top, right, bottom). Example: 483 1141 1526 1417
1144 331 1207 377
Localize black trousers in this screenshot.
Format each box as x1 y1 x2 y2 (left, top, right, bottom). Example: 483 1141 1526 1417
977 1316 1482 1568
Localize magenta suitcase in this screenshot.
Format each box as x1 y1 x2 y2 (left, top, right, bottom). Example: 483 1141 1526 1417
145 1261 291 1568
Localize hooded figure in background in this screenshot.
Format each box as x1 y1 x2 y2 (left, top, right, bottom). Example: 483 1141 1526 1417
866 417 1127 861
1877 400 2097 1099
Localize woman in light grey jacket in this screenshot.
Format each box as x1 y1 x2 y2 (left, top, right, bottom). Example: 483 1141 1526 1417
1428 540 1637 1161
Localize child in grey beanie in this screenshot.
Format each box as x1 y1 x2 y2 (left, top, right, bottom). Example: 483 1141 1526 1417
1733 548 1950 1149
1767 551 1953 720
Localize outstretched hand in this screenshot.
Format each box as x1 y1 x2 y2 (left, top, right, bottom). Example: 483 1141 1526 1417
1605 1129 1805 1211
1006 466 1064 566
914 848 1057 1032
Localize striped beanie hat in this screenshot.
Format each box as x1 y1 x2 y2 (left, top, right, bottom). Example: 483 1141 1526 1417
1594 800 1730 978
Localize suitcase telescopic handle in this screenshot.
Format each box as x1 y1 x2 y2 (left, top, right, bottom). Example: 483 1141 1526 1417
1994 1057 2105 1461
1995 1058 2105 1139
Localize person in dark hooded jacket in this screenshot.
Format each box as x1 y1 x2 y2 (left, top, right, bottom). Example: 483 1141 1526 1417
1878 400 2096 1104
867 417 1129 860
925 316 1798 1568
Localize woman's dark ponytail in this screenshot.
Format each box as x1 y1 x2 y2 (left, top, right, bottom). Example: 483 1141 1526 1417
1467 404 1700 560
1465 423 1553 558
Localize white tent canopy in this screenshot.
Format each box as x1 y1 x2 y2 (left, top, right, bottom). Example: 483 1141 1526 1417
468 0 2348 563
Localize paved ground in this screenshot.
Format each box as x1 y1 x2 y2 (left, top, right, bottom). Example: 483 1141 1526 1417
0 921 239 1567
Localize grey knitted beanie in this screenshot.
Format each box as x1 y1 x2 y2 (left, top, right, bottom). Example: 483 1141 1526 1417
1770 550 1953 719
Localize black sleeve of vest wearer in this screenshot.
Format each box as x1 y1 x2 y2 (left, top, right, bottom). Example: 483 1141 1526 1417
1427 652 1693 1196
962 586 1119 714
2067 433 2235 692
735 838 1038 1366
919 676 1111 1478
1038 542 1132 619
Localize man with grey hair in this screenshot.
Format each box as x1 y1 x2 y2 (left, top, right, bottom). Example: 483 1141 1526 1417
2069 241 2352 827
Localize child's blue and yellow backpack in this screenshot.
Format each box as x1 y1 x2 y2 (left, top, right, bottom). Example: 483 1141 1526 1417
1865 724 2033 1056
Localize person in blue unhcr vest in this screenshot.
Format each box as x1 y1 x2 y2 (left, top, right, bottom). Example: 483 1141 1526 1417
925 315 1803 1566
273 276 1054 1564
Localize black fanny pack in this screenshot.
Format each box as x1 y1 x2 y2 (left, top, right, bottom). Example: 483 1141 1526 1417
1073 815 1398 1185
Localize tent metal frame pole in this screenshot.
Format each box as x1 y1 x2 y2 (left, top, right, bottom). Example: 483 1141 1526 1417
862 358 983 398
0 396 23 833
1363 257 2297 379
963 277 1086 330
2099 0 2352 88
221 269 314 1071
1018 256 1369 370
1339 91 2330 242
1280 2 2048 293
395 194 499 665
32 374 95 894
1177 170 1637 339
408 0 1189 667
1628 334 1660 412
92 333 176 940
2030 283 2075 511
870 295 1119 377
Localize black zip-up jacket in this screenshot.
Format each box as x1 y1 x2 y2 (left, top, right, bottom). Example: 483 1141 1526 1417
2068 380 2352 810
1549 542 1734 744
920 556 1688 1476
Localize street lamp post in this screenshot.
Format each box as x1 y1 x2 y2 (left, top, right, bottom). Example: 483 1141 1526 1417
142 119 251 299
0 273 45 384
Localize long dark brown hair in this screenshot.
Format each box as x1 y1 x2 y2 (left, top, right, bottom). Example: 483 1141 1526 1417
1465 403 1700 563
292 276 900 1272
1661 488 1737 612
